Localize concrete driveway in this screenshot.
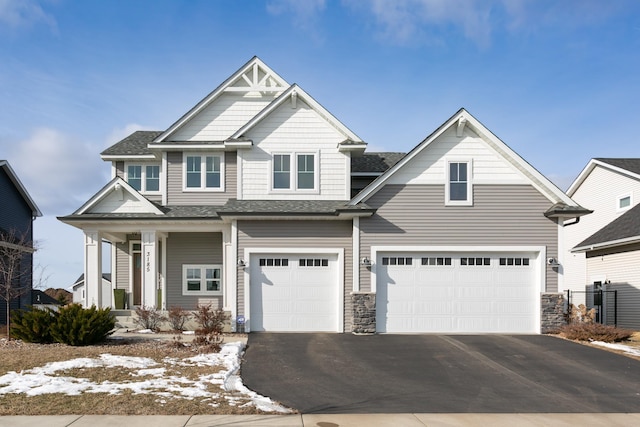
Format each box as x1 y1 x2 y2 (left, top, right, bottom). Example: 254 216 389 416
241 334 640 414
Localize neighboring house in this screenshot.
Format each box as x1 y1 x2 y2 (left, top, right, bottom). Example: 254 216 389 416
0 160 42 324
565 158 640 328
58 57 588 334
31 289 62 311
71 273 112 306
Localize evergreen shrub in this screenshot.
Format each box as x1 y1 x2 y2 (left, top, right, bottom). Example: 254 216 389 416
50 304 115 346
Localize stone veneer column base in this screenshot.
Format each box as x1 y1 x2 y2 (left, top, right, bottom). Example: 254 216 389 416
541 293 567 333
351 292 376 334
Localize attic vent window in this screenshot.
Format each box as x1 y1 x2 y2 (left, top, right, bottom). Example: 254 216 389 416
618 194 632 211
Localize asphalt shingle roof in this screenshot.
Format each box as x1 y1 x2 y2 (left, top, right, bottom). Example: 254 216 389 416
101 131 163 156
574 202 640 249
219 199 372 215
351 152 405 173
595 158 640 176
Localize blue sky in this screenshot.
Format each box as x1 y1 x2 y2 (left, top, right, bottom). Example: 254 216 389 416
1 0 639 290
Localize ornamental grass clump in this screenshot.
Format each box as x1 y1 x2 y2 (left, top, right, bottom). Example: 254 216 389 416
560 303 633 343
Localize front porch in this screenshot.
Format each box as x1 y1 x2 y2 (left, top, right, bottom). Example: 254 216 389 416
81 224 235 316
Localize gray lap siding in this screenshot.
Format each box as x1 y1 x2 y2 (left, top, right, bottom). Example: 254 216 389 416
359 184 559 292
165 232 224 310
237 220 353 332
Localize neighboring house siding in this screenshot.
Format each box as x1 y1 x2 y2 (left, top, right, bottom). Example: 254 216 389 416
564 166 640 299
236 220 353 332
241 100 350 200
171 93 278 141
360 184 558 291
166 232 223 310
166 151 237 205
386 127 527 186
0 168 32 234
586 244 640 329
0 167 34 323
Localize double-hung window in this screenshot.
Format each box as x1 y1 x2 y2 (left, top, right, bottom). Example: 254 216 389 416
297 154 315 189
126 164 160 193
446 160 472 205
273 154 291 189
272 152 317 191
184 154 223 191
182 265 222 295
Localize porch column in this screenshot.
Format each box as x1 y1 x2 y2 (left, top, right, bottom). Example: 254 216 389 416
141 230 158 308
83 230 102 308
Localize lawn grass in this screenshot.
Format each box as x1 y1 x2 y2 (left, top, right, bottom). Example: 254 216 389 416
0 336 269 415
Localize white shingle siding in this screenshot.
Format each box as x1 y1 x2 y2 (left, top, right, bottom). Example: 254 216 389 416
171 93 277 141
241 101 349 200
563 165 640 298
89 191 151 213
386 127 526 186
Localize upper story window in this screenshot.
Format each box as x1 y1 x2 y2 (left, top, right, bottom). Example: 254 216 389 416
273 154 291 189
272 152 317 192
126 164 160 193
617 194 632 212
446 159 472 206
184 154 224 191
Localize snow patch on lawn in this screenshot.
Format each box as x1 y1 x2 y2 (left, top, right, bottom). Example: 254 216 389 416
0 341 289 412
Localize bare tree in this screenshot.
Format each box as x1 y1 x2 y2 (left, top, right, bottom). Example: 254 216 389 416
0 228 37 339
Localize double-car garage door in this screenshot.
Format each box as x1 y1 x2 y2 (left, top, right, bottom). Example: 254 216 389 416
376 251 539 333
247 249 540 333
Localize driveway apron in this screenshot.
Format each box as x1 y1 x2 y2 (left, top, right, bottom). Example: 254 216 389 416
241 334 640 414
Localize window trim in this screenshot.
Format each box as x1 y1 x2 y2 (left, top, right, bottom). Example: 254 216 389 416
445 158 473 206
182 153 225 192
182 264 223 296
617 193 632 212
270 151 319 193
124 163 162 194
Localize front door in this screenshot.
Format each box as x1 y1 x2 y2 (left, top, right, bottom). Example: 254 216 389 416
133 247 142 306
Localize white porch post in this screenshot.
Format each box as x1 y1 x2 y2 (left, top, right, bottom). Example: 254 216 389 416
83 230 102 308
141 230 157 308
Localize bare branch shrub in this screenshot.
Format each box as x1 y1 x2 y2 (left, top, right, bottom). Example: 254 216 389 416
167 306 191 332
133 306 167 332
192 304 229 352
0 228 38 339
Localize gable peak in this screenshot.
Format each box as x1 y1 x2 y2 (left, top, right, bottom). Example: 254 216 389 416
225 57 289 94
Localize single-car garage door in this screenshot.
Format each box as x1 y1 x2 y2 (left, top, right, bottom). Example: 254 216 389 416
249 253 340 332
376 252 538 333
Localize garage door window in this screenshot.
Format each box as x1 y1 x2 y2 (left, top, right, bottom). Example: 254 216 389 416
299 258 329 267
259 258 289 267
460 257 491 266
499 257 529 266
382 257 413 266
421 257 452 266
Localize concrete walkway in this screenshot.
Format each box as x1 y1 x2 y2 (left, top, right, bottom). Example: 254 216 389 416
2 414 640 426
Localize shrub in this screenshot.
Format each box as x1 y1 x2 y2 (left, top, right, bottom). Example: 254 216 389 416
133 306 167 332
193 305 229 352
560 322 633 343
50 304 115 346
10 307 56 343
167 306 191 332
